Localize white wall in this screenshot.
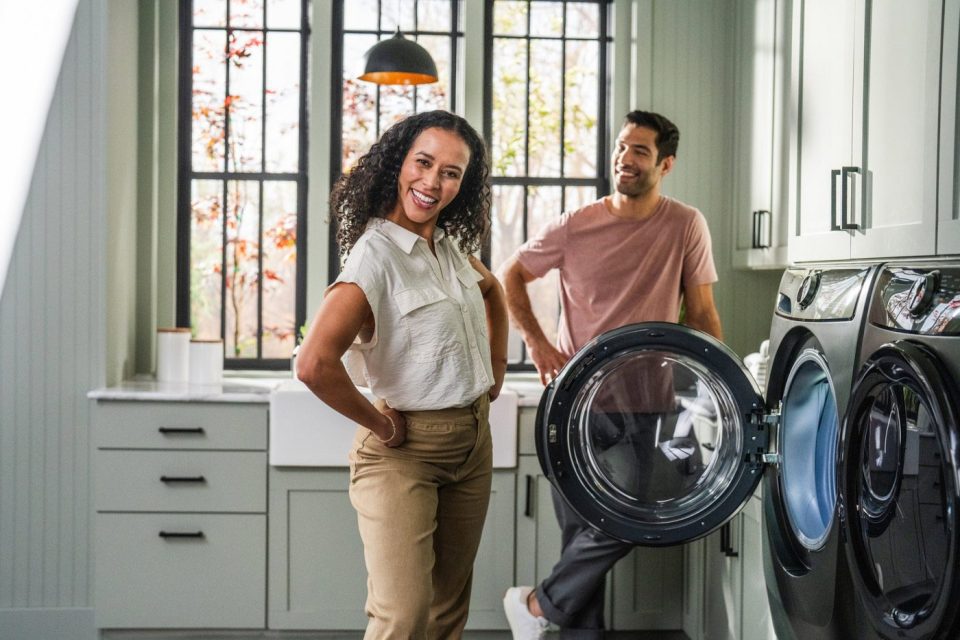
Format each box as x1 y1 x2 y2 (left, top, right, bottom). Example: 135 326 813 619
0 0 106 637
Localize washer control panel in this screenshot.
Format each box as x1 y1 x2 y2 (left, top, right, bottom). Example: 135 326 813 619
870 265 960 335
776 267 870 320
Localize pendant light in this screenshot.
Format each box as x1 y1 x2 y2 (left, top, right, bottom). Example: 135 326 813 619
358 5 438 86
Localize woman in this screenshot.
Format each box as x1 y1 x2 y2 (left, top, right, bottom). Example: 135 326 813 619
296 110 508 639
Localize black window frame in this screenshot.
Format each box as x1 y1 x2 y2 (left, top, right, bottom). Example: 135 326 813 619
482 0 612 369
176 0 310 370
329 0 465 282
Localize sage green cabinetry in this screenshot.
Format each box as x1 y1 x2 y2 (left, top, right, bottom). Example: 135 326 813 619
267 466 516 630
92 401 268 629
700 495 775 640
939 0 960 254
731 0 791 270
788 0 943 262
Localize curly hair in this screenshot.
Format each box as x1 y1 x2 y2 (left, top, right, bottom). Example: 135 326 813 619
330 110 492 256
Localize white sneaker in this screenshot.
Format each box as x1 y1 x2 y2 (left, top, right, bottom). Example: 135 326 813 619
503 586 549 640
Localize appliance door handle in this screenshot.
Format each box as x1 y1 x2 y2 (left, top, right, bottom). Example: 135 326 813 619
830 169 842 230
841 166 861 229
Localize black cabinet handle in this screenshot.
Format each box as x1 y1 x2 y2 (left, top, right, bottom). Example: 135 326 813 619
840 166 861 229
160 475 207 484
830 169 842 230
524 475 534 518
158 531 205 539
720 522 739 557
158 426 205 435
752 210 772 249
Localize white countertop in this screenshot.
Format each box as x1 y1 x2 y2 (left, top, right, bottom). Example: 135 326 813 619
88 373 547 406
87 377 281 403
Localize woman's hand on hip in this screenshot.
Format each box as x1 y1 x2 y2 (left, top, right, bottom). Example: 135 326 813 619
375 405 407 447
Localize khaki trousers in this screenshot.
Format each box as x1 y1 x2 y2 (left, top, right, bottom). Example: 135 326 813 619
348 395 492 639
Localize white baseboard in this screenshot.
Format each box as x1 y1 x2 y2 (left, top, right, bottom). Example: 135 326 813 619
0 608 95 640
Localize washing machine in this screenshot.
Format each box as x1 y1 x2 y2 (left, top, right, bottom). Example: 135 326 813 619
534 264 878 639
838 262 960 640
760 264 878 640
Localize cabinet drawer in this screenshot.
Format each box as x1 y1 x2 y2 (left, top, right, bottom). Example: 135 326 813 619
94 513 265 628
95 450 266 512
95 402 267 450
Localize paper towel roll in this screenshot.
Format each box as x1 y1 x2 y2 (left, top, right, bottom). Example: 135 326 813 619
156 328 190 383
190 339 224 385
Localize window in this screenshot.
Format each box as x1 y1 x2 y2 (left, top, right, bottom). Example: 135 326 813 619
485 0 611 367
331 0 465 277
177 0 309 369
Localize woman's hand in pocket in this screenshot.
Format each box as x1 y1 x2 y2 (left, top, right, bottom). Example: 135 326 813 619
376 405 407 447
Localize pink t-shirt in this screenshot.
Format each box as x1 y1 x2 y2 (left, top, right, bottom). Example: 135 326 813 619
515 196 718 358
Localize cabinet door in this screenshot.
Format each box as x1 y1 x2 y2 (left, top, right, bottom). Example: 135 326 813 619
465 471 516 630
514 455 564 589
732 0 789 269
739 496 776 640
269 467 515 631
939 0 960 254
609 545 685 630
851 0 942 259
268 468 367 630
702 519 742 640
789 0 860 261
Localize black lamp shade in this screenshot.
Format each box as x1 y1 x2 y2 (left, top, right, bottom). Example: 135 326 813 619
359 31 439 85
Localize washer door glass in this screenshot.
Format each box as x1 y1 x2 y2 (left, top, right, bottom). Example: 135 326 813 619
780 349 839 551
842 342 960 638
537 323 766 546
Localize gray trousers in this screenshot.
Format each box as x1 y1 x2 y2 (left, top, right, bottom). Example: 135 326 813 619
534 488 633 639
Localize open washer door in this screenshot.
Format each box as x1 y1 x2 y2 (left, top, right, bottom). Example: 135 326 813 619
536 322 768 546
840 342 960 639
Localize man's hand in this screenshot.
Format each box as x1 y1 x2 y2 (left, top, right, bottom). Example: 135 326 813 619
529 337 568 385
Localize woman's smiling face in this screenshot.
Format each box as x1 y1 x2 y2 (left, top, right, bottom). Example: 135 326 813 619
388 127 471 237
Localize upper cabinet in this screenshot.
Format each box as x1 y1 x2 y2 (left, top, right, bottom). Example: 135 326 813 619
788 0 943 263
732 0 791 270
940 0 960 254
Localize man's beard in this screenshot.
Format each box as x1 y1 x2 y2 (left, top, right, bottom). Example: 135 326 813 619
614 173 655 197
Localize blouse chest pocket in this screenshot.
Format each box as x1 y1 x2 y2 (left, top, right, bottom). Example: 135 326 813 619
395 286 463 363
456 265 487 339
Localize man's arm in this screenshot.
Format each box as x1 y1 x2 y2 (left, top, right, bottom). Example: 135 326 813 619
499 256 569 384
683 282 723 341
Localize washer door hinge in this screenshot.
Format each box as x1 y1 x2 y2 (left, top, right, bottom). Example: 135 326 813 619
749 406 781 428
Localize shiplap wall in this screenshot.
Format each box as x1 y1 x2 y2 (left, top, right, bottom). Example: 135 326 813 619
634 0 781 358
0 0 105 636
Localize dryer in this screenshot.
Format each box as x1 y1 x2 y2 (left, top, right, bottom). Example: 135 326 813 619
839 262 960 640
533 264 877 639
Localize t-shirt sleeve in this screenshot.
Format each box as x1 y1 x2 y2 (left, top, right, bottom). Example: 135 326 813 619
514 213 569 278
681 211 718 288
327 241 380 351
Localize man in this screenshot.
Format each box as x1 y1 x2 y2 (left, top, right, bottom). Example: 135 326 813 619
500 110 723 639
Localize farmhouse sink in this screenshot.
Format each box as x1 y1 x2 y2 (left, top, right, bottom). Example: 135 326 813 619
269 379 518 468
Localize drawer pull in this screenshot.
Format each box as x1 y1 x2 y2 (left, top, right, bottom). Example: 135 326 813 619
158 530 205 539
158 427 206 435
160 475 207 484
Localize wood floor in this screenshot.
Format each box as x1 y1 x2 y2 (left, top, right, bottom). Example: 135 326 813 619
101 631 691 639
